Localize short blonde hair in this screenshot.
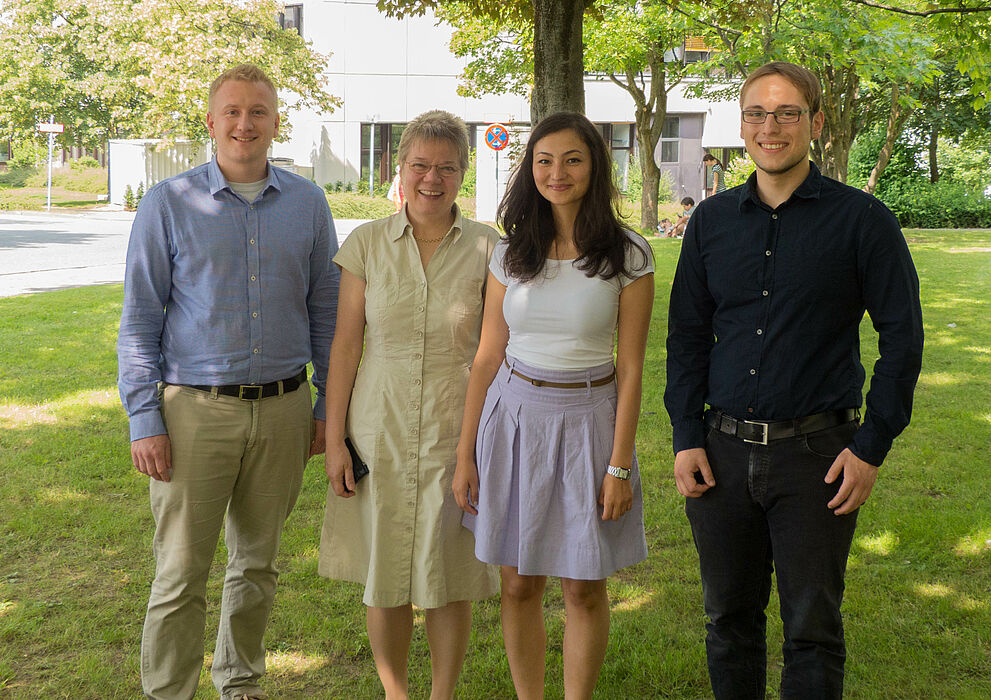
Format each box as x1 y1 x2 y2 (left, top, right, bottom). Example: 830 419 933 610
209 64 278 108
397 110 470 173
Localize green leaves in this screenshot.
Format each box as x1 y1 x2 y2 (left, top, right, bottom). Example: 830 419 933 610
0 0 340 147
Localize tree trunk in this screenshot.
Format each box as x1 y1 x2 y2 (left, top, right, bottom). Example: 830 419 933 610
610 55 669 233
863 84 913 195
817 62 859 182
531 0 586 124
929 125 940 183
639 134 660 232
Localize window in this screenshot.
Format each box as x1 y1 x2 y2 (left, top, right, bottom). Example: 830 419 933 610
278 4 302 35
360 123 388 189
660 116 680 163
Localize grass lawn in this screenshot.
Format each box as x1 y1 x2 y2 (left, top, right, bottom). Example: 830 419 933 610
0 230 989 698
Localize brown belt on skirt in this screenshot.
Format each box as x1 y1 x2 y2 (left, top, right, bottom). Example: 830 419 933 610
504 359 616 389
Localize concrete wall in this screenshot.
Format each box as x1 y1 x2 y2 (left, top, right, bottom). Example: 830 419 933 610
108 140 210 205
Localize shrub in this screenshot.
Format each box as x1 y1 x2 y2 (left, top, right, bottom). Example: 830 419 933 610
725 152 755 188
123 185 135 211
136 182 144 205
24 166 107 194
325 191 396 219
875 178 991 228
459 148 476 197
69 156 101 171
0 167 36 189
8 140 46 169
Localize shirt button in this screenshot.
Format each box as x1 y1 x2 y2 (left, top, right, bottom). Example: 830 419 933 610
762 290 769 296
750 369 756 375
756 329 763 335
765 250 771 256
250 239 255 245
772 213 778 220
250 275 257 281
252 312 258 318
253 348 260 354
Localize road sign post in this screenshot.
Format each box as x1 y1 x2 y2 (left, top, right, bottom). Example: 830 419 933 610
37 119 65 212
484 124 511 206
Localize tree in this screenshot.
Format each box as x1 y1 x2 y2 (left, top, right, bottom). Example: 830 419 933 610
680 0 940 182
438 1 696 230
377 0 594 124
0 0 339 149
584 2 694 231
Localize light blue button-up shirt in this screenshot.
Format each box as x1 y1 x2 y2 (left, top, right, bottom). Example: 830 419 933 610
117 158 339 441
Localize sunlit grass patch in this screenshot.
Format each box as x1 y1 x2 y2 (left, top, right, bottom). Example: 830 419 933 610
856 530 899 556
0 231 989 697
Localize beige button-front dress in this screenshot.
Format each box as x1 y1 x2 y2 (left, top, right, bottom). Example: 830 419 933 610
318 206 500 608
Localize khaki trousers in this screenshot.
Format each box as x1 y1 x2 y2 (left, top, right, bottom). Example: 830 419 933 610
141 382 313 700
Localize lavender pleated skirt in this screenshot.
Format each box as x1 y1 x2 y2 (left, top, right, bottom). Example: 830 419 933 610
463 356 647 580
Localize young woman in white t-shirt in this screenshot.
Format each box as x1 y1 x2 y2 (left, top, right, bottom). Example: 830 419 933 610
454 112 654 699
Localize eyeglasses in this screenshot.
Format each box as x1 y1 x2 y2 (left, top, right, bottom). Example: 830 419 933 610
405 161 461 178
741 109 810 124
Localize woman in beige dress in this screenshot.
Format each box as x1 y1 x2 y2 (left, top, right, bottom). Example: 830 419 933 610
319 110 499 700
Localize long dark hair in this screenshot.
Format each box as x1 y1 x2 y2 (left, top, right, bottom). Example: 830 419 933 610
497 112 648 283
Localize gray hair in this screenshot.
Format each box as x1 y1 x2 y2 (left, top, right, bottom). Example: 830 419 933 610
397 110 470 173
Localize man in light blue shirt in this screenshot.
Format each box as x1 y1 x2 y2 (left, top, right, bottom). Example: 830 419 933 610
117 64 338 700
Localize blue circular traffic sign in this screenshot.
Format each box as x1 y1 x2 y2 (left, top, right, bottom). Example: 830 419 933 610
485 124 510 151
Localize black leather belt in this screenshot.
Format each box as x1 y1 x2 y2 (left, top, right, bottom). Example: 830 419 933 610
705 408 859 445
185 368 307 401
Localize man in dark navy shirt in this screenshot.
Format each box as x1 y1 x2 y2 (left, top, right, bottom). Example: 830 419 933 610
664 62 923 699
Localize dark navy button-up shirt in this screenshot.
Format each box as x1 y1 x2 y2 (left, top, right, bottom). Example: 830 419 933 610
664 163 923 466
117 158 339 441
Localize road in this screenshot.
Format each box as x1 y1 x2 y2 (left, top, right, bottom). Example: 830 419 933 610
0 211 367 299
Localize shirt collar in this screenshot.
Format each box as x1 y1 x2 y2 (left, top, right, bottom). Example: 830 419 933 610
388 203 465 244
207 157 283 197
738 161 824 211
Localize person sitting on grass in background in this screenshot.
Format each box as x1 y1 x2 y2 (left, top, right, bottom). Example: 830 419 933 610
670 197 696 237
656 217 674 236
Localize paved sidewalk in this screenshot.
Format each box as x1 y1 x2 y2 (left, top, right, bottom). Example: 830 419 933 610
0 210 367 298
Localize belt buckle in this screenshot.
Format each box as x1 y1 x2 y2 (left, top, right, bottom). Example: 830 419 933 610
238 384 263 401
741 419 769 445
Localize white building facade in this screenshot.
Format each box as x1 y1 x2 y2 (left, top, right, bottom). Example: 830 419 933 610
272 0 744 220
108 0 745 214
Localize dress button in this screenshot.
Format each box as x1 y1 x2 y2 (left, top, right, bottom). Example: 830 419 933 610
414 378 421 386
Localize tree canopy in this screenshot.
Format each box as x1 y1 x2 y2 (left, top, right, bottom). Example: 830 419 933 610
0 0 339 148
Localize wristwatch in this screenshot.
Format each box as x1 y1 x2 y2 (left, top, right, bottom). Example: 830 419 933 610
607 464 631 480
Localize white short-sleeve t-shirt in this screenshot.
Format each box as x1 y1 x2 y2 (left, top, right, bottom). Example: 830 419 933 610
491 231 653 369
